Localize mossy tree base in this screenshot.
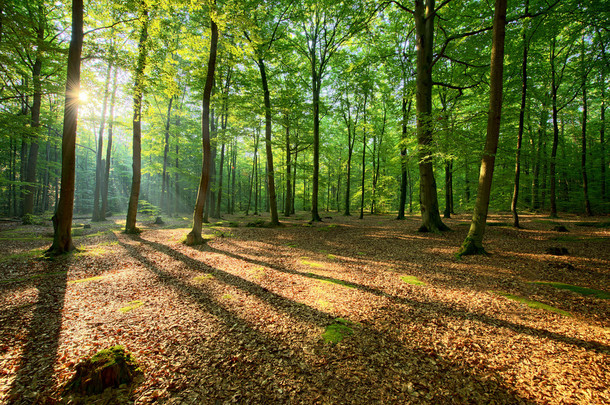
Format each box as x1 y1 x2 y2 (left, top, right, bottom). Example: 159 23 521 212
417 222 450 233
124 227 141 235
185 231 204 246
64 346 141 396
457 237 487 257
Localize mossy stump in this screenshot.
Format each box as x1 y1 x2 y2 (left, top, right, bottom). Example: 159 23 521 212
64 346 141 396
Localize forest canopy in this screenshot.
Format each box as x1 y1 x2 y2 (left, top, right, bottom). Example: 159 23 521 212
1 0 608 233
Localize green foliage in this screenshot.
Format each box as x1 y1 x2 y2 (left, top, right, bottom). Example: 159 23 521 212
322 318 354 344
532 282 610 299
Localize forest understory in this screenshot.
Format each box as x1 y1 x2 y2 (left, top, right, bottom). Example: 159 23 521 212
0 212 608 404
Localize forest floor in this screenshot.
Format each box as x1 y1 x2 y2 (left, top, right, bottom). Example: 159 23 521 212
0 211 609 404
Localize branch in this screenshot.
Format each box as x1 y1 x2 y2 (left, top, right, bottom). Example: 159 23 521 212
83 17 139 37
438 55 489 69
432 81 478 91
386 0 414 14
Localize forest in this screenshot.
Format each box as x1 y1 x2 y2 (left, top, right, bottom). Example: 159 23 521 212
0 0 609 403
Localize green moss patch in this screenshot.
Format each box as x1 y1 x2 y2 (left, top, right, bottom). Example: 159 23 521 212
69 276 105 284
494 292 570 316
119 300 144 313
400 275 426 286
316 276 355 289
322 318 354 344
532 282 610 299
193 274 215 282
0 248 45 263
326 254 337 260
300 257 324 269
64 345 141 395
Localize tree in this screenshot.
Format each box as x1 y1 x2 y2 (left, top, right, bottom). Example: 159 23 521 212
46 0 83 256
125 1 149 234
458 0 508 256
186 10 218 245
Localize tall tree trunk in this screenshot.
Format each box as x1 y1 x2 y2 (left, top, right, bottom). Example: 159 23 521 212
311 74 322 222
443 161 453 218
549 37 560 218
92 62 112 221
531 96 547 210
187 16 218 244
284 117 292 216
101 68 119 220
47 0 83 255
459 0 507 256
174 118 180 215
511 0 529 227
581 38 592 216
258 58 279 225
414 0 448 232
125 3 149 234
359 97 367 220
161 96 174 215
397 96 412 219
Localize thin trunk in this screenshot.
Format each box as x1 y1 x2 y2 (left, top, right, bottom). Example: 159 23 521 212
414 0 448 232
161 96 174 215
101 68 119 219
47 0 83 255
398 97 412 219
581 38 592 216
125 4 149 234
359 97 367 220
187 16 218 244
511 0 529 227
311 74 322 221
443 161 452 218
549 38 560 217
174 118 180 215
93 62 112 221
216 142 225 216
459 0 507 255
258 58 279 225
284 117 292 216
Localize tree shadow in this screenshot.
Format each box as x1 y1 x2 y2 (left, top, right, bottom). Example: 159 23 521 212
120 234 537 403
6 260 68 404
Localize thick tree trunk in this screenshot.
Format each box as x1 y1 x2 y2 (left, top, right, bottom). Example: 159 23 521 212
414 0 448 232
258 58 279 225
101 68 118 220
125 4 149 234
459 0 507 256
93 63 112 221
187 17 218 244
161 96 173 215
47 0 83 256
511 2 528 227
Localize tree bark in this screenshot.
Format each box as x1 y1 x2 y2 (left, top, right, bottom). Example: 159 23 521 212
125 3 149 234
511 0 529 227
161 96 173 215
414 0 448 232
284 117 292 217
311 73 322 222
581 37 592 216
187 16 218 245
101 68 118 220
397 96 412 219
549 37 560 218
92 62 112 221
46 0 83 256
258 58 280 225
458 0 507 256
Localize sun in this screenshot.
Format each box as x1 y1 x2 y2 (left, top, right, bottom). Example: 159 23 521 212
78 90 88 103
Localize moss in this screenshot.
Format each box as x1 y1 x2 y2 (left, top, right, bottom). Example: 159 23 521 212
193 274 215 282
64 346 141 396
456 236 487 258
400 275 425 286
494 291 570 316
326 254 337 260
0 270 68 284
532 282 610 299
300 257 324 268
286 243 298 248
75 247 109 257
69 276 105 284
119 300 144 313
0 248 45 263
317 278 355 288
221 294 234 300
322 318 354 344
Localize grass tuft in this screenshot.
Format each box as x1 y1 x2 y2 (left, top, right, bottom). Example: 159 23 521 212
322 318 354 344
119 300 144 313
400 275 426 286
69 276 105 284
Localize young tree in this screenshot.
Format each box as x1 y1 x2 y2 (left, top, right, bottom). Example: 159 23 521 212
125 1 149 234
458 0 508 256
186 11 218 245
46 0 83 256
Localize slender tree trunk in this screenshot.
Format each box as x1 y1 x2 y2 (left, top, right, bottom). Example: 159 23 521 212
161 96 174 215
92 62 112 221
344 143 354 216
598 30 607 202
311 74 322 222
511 2 529 227
359 98 367 220
459 0 507 256
47 0 83 255
125 4 149 234
284 118 292 216
443 161 453 218
174 119 180 215
216 141 225 216
549 37 560 218
414 0 448 232
581 39 592 216
187 17 218 244
258 58 279 225
101 68 118 219
397 96 412 219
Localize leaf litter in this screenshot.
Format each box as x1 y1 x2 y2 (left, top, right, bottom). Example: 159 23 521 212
0 213 608 404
